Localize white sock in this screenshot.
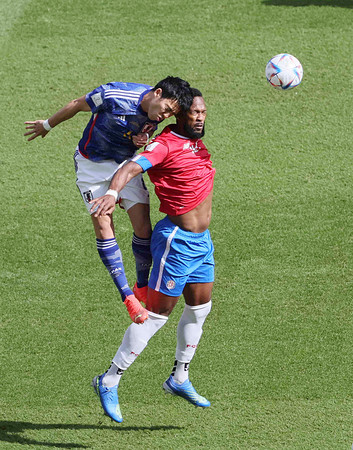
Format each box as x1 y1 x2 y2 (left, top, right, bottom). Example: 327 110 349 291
173 301 212 383
171 360 190 384
102 362 124 388
112 311 168 371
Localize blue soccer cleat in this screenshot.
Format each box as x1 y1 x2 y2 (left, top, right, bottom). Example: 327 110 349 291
163 375 211 408
92 374 123 423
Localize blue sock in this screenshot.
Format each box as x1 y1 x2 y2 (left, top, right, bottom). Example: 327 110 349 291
131 234 152 288
96 238 133 301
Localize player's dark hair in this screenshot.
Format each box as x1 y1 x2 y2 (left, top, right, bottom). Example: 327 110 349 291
190 87 203 98
153 76 193 111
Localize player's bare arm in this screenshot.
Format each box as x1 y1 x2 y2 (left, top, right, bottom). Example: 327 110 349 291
90 161 143 217
24 95 90 141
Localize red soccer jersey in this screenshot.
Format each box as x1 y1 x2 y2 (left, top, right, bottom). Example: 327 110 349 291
133 126 215 216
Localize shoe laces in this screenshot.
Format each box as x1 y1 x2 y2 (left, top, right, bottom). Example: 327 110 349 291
101 385 117 402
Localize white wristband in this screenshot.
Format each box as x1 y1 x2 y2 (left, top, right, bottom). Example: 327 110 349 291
106 189 118 201
43 119 52 131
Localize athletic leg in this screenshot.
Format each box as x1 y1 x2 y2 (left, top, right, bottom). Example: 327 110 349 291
127 203 153 304
92 306 169 422
173 282 213 379
103 289 179 385
146 287 179 316
91 214 148 323
146 271 213 408
103 308 169 387
117 170 152 300
183 282 213 307
127 202 152 239
92 213 133 300
92 288 179 422
75 153 147 323
163 282 213 407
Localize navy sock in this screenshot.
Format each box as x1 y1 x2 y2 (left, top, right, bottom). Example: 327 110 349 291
131 233 152 288
96 238 133 301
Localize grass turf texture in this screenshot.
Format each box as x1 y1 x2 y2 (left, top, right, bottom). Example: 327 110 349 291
1 0 353 448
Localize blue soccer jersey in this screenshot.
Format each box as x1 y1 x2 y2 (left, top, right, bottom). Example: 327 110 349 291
78 82 159 163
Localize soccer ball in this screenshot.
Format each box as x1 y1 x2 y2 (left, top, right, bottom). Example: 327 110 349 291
265 53 303 90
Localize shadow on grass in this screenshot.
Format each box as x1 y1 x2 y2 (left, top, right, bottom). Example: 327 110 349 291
0 421 183 448
262 0 353 7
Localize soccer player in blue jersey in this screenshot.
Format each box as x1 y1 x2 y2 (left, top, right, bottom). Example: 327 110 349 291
24 77 193 324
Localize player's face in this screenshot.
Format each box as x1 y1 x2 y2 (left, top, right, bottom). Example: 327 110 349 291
183 96 207 139
148 88 180 122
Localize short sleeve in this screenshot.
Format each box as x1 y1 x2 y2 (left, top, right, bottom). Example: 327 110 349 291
85 85 105 114
132 141 169 171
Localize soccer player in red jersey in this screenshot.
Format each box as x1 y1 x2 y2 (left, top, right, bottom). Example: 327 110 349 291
90 89 215 422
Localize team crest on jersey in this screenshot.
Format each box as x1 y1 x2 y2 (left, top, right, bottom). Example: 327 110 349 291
183 142 200 153
83 190 93 203
91 93 103 107
145 142 159 152
166 280 176 290
190 143 201 153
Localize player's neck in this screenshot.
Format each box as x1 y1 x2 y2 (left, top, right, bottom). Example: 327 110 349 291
140 90 153 113
170 123 189 139
171 123 199 140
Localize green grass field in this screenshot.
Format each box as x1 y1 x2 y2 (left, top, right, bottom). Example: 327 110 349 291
1 0 353 448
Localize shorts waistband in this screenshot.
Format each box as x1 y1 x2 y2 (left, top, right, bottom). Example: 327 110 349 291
162 216 209 239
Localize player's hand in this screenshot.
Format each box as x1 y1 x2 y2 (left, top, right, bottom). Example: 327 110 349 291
132 132 149 148
24 120 49 141
89 194 117 217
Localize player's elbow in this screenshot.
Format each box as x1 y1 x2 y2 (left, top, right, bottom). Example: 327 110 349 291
72 96 90 113
126 161 143 178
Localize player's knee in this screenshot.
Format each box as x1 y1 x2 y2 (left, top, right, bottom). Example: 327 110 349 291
134 223 152 239
127 204 152 238
146 288 178 316
92 215 114 239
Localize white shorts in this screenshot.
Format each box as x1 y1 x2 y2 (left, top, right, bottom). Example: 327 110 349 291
74 148 149 214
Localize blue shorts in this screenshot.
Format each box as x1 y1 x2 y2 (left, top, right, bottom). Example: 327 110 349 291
148 217 215 297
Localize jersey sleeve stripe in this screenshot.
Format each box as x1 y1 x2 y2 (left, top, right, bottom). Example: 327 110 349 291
132 155 153 172
105 90 140 99
105 89 141 95
105 93 140 99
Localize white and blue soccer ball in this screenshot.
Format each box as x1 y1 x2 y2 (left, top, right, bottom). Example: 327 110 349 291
265 53 303 90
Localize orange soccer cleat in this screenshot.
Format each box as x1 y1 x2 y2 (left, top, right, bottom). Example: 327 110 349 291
124 294 148 324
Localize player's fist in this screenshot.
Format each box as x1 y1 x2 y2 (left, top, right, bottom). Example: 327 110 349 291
132 132 149 148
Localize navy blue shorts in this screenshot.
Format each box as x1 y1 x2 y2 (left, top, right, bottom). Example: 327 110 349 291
148 217 215 297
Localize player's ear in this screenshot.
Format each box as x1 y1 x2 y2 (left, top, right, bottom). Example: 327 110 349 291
175 112 185 125
154 88 163 98
175 108 186 119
